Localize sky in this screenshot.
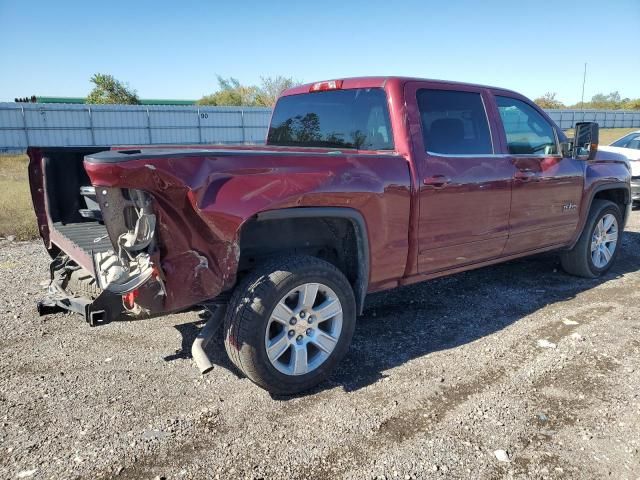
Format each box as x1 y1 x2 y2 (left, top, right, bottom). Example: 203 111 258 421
1 0 639 104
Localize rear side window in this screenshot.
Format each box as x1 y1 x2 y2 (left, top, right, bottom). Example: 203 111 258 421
417 89 493 155
496 96 558 155
267 88 393 150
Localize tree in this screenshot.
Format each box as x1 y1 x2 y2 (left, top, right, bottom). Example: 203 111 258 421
255 76 300 106
197 76 259 106
587 91 622 109
534 92 565 109
86 73 140 105
622 98 640 110
198 75 301 107
569 91 639 110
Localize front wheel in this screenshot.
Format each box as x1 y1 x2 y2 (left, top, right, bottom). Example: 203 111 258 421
223 255 356 395
561 199 622 278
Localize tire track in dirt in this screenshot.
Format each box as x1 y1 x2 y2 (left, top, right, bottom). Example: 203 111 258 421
290 290 636 478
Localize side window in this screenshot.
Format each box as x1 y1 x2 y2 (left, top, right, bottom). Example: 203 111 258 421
417 89 493 155
496 96 558 155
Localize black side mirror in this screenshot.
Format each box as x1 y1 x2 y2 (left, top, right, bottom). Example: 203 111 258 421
573 122 599 160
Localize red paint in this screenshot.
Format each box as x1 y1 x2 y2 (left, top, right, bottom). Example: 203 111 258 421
123 290 138 310
84 149 412 311
29 77 631 317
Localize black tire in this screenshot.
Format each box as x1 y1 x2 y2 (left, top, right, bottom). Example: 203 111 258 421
66 268 102 298
223 255 356 395
560 199 622 278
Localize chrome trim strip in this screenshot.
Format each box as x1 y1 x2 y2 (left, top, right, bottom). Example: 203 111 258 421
426 152 510 158
479 94 495 154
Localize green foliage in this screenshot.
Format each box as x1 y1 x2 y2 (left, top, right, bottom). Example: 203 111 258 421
197 76 258 106
86 73 140 105
255 76 300 106
198 75 300 107
622 98 640 110
584 91 622 109
534 92 565 109
571 91 640 110
534 91 640 110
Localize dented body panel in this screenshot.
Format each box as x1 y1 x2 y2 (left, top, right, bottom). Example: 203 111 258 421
83 148 412 312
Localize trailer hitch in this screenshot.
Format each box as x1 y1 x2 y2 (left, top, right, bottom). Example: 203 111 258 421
37 281 119 326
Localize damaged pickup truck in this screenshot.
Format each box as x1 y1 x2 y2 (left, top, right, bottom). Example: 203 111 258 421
29 77 631 394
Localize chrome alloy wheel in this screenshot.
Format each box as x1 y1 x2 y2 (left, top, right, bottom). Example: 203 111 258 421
591 213 619 269
264 283 343 376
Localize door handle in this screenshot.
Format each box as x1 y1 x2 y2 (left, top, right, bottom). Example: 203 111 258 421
423 175 451 189
514 170 537 182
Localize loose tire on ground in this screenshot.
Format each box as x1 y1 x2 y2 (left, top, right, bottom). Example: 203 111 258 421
223 255 356 395
561 199 622 278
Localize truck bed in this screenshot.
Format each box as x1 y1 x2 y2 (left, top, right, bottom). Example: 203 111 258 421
52 221 112 255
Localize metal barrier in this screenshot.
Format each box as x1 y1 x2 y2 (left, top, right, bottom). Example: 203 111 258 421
0 102 638 151
545 109 640 130
0 103 272 151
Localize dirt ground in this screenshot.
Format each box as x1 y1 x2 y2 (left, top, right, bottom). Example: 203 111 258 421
1 212 639 480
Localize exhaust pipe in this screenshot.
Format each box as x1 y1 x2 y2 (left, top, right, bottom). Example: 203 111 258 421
192 304 227 374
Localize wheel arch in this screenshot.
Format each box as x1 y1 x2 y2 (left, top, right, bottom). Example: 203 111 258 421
571 182 630 249
238 207 370 315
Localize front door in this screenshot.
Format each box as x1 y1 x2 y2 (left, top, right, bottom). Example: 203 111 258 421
492 94 584 255
406 82 515 274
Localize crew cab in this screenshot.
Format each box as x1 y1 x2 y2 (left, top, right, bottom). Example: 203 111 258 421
28 77 631 394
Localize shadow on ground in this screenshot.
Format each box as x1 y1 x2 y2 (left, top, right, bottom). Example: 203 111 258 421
170 231 640 397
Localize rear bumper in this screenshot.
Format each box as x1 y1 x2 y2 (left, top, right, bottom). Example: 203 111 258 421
37 252 167 326
37 282 120 327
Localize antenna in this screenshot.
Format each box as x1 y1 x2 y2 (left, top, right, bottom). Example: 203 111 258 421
580 63 587 109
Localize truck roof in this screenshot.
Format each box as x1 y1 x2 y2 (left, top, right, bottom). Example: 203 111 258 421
281 76 521 98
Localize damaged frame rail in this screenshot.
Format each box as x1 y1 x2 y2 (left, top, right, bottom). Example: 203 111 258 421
37 187 166 326
36 255 123 327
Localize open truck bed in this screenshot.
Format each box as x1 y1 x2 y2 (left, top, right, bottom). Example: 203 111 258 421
28 147 123 324
52 222 112 256
28 143 401 328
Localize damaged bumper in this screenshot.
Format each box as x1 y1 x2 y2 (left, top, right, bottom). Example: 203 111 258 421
37 255 126 326
39 187 167 324
37 281 118 327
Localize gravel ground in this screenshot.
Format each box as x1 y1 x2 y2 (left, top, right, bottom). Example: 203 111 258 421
1 212 639 480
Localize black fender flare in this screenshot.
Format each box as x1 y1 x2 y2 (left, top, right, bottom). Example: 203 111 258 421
571 181 631 249
255 207 370 315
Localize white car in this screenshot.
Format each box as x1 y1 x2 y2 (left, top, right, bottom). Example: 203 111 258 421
597 130 640 206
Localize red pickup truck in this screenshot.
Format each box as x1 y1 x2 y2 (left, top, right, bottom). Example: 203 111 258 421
28 77 631 394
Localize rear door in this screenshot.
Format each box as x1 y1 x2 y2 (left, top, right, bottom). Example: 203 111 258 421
491 93 584 255
405 82 515 274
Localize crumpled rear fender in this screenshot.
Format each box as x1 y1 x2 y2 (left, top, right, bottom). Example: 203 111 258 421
84 149 411 312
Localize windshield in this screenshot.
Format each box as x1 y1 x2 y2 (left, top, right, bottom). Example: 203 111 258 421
267 88 393 150
611 132 640 149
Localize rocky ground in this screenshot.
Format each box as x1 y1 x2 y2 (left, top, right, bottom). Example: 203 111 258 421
1 212 639 480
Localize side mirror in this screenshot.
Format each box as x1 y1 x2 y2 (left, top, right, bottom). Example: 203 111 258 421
573 122 599 160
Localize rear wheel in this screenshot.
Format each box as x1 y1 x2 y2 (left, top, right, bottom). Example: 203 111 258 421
561 199 622 278
223 255 356 395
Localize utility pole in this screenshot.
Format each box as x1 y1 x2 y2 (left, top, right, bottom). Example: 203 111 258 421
580 63 587 109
